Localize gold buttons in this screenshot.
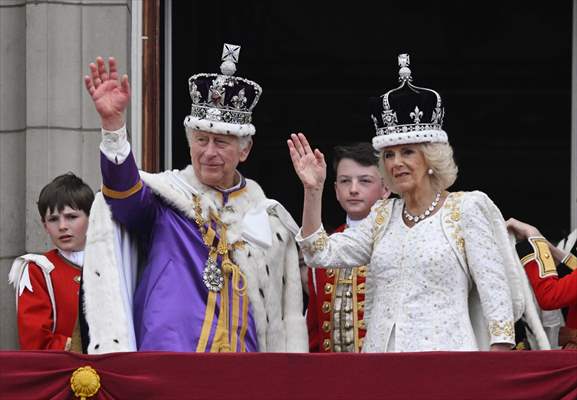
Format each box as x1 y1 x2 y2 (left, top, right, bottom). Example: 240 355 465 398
357 283 366 294
322 301 331 313
326 269 335 278
357 266 367 277
358 301 365 311
322 321 331 332
322 339 331 351
324 283 333 294
73 275 81 284
359 320 366 330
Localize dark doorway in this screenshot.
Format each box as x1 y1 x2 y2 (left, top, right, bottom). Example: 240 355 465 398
168 1 573 240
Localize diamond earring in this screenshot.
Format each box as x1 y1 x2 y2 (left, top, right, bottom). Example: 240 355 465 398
427 168 433 175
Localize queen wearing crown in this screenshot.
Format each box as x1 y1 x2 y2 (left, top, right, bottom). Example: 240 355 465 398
289 54 550 352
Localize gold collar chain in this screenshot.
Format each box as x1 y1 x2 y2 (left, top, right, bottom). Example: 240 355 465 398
193 195 246 293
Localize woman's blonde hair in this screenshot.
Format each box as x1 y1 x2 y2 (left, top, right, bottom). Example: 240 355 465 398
379 142 458 194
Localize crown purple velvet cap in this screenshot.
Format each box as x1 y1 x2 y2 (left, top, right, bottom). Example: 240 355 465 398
184 44 262 137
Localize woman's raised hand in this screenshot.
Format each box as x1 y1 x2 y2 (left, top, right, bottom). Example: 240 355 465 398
287 133 326 191
84 56 130 131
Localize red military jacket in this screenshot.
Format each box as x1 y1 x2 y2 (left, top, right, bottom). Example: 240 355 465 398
517 237 577 348
17 249 82 350
306 224 367 352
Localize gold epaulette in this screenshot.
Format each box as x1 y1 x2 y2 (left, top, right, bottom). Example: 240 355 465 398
524 237 557 278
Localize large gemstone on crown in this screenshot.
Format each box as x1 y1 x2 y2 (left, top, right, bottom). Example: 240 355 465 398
206 108 223 121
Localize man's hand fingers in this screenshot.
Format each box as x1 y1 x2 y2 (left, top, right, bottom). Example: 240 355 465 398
97 57 109 82
121 74 131 96
89 63 102 88
108 57 118 80
84 76 95 96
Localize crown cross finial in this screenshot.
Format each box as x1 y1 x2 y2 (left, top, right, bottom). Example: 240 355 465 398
220 44 241 76
398 54 410 68
398 53 412 82
222 44 241 63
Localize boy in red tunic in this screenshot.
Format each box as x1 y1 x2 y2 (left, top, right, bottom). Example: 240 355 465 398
9 173 94 350
306 143 389 352
507 218 577 349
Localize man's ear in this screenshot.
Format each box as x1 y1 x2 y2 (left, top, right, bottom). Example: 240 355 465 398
239 139 253 162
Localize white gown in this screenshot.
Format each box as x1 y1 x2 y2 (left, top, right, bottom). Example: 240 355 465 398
297 192 516 352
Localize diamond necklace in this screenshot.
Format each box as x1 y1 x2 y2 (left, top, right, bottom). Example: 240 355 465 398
403 192 441 223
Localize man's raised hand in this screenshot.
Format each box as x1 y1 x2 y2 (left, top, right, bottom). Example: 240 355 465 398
84 56 130 131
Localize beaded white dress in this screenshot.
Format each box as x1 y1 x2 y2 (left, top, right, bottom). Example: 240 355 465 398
297 192 516 352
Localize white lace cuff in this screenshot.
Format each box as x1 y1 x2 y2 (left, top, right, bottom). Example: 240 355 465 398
100 125 131 164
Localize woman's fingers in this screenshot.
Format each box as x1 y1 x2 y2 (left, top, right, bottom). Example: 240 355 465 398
287 139 300 165
290 133 306 157
298 133 314 155
314 149 326 166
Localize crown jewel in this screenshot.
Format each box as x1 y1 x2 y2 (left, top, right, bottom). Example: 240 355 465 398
371 53 448 150
184 43 262 136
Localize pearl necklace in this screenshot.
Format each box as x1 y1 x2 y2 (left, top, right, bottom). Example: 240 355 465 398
403 192 441 223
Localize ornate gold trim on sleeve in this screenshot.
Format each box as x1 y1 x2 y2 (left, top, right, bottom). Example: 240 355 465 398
300 228 329 256
489 320 514 340
311 230 329 254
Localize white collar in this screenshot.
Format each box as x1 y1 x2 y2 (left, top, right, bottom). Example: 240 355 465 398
346 215 366 229
58 249 84 267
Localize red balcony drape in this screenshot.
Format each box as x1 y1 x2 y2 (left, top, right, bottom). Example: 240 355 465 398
1 350 576 399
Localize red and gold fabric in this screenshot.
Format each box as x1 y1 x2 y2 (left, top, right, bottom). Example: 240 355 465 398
306 224 367 352
16 250 82 350
517 237 577 348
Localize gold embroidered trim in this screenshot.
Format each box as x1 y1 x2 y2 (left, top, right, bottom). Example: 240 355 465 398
489 320 514 340
443 192 465 253
303 229 330 255
563 254 577 271
101 180 143 199
371 200 391 240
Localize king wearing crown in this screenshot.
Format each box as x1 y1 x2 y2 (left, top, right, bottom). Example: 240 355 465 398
81 44 307 353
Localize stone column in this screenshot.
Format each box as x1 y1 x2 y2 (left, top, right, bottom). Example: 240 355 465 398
0 0 131 350
0 0 27 350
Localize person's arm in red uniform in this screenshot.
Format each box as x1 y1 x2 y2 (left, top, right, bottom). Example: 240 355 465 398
516 237 577 310
17 263 69 350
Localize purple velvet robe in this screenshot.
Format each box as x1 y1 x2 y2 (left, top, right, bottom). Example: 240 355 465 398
101 152 258 352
